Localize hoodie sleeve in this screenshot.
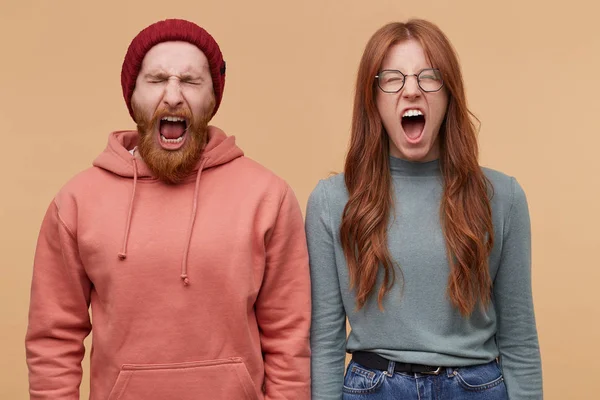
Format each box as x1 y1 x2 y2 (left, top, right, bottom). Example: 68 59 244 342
494 178 543 399
25 199 92 399
255 184 311 400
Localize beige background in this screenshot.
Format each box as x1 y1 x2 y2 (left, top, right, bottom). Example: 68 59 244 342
1 0 599 398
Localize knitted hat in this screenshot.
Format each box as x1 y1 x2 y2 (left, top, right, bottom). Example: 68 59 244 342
121 18 226 121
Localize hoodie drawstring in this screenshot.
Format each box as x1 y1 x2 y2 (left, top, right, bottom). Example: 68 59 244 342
180 158 208 286
118 159 138 260
117 156 207 287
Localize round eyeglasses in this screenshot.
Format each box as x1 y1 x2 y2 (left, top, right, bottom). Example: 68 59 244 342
375 68 444 93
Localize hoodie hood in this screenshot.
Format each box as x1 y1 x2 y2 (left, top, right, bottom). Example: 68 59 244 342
93 125 244 178
91 125 244 285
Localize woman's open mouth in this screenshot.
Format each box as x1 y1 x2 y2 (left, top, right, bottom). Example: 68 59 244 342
401 109 426 143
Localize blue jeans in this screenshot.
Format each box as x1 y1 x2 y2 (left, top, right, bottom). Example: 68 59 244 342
343 359 508 400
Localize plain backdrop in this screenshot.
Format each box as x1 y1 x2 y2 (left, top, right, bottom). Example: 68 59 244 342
1 0 599 398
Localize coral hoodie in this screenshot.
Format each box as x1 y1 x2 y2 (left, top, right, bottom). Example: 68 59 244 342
25 127 311 400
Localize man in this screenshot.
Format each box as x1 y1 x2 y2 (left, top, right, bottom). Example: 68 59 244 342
25 19 311 400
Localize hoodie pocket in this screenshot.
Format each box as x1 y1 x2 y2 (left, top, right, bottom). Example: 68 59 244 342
107 358 259 400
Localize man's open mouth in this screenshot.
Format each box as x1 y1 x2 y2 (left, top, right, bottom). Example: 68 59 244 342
159 116 188 144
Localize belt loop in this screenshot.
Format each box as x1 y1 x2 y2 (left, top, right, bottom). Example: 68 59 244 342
386 360 396 376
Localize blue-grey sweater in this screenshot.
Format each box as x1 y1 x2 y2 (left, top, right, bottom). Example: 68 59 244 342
305 157 542 399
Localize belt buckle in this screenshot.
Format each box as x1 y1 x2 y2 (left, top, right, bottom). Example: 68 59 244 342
421 366 442 375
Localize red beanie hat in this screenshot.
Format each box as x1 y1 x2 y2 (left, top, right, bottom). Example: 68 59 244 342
121 18 226 121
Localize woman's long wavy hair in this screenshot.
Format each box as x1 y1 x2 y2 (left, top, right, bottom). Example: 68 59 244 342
340 19 494 316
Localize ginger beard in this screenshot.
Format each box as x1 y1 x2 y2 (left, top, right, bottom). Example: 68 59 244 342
132 98 215 184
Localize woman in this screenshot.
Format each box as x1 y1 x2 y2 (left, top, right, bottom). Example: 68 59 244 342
306 19 542 399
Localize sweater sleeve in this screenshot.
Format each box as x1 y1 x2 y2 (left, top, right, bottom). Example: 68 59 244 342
494 178 543 399
255 184 311 400
25 200 92 399
305 181 347 400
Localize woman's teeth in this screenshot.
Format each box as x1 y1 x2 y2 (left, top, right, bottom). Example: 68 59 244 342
403 109 423 118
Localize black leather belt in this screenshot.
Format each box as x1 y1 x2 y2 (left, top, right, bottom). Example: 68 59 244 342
352 351 443 375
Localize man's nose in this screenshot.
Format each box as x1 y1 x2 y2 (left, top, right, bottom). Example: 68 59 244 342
163 78 184 109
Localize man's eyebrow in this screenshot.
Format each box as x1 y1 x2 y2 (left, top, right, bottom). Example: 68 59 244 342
180 73 203 81
144 71 169 80
143 71 203 81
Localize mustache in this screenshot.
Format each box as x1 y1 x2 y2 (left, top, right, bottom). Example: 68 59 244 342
137 105 194 134
131 95 216 134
